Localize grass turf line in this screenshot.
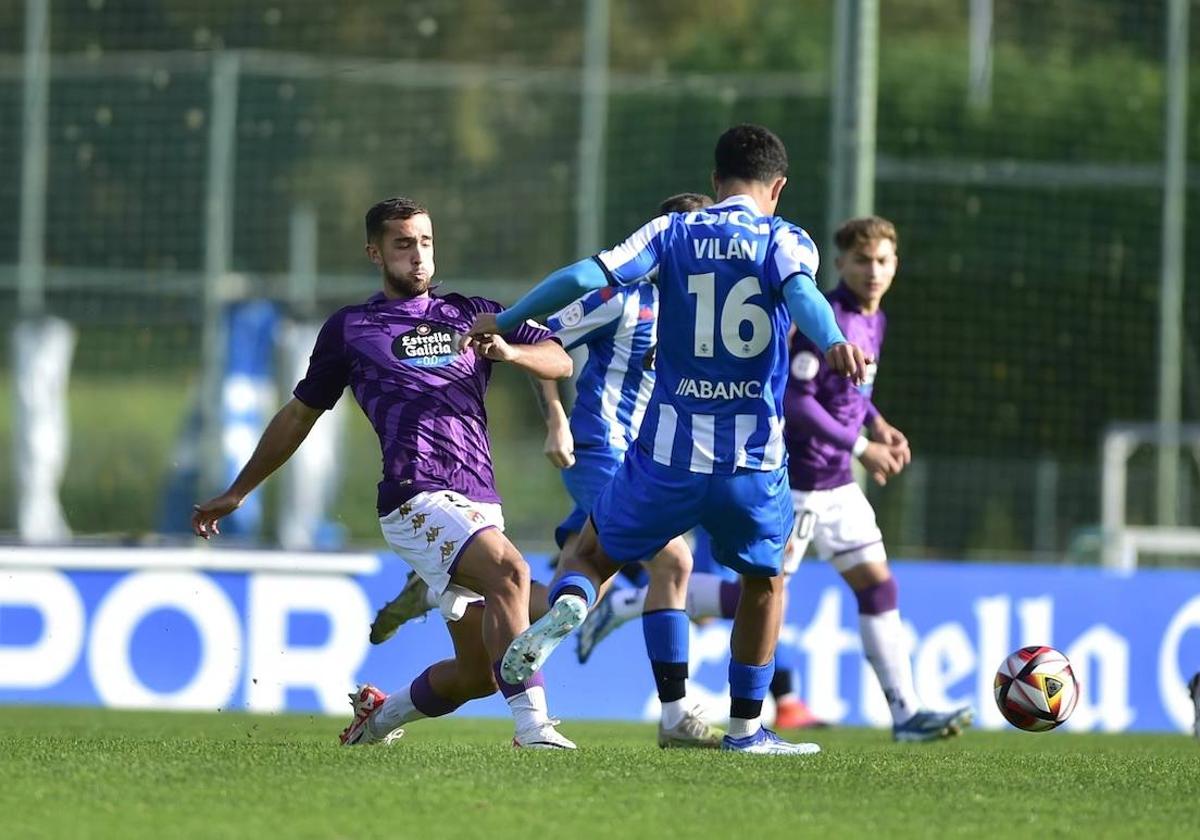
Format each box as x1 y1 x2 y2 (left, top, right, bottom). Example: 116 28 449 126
1 707 1196 839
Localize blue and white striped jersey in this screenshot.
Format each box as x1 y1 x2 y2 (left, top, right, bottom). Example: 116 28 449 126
545 282 658 453
594 194 820 474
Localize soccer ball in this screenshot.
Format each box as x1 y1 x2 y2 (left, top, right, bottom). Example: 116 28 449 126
993 645 1079 732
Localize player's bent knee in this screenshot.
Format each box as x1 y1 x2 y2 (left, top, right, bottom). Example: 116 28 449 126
490 552 529 594
832 543 889 576
453 533 530 601
653 537 693 577
741 573 786 597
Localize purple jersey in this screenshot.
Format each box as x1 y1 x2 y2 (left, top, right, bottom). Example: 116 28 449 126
293 291 554 515
784 283 885 491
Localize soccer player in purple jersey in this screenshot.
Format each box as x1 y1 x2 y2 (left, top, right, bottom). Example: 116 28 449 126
191 197 579 749
784 215 973 741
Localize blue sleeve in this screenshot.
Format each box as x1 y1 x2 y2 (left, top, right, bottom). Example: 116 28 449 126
767 224 820 294
594 215 670 286
545 288 625 351
782 274 846 352
494 258 609 333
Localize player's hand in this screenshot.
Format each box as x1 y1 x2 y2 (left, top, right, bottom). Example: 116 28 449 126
825 342 872 386
859 441 907 486
458 313 500 352
871 418 909 450
471 333 519 363
191 492 242 539
870 420 911 470
544 423 575 468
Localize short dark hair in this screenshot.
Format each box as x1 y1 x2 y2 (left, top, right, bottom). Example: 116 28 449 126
713 124 788 184
659 192 713 214
834 215 898 254
365 196 428 242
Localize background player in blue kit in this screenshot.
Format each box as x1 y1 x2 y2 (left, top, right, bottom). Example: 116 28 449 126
466 124 871 754
537 192 724 748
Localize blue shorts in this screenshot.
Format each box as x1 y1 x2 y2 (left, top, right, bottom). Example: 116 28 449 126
554 446 624 549
554 445 649 587
690 527 738 582
591 445 795 578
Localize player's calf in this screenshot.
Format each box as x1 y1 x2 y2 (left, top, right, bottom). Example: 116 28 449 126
449 530 533 653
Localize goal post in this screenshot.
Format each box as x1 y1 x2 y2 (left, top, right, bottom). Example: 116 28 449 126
1101 423 1200 571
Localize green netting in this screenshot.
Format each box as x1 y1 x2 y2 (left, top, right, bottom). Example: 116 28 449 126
0 0 1196 558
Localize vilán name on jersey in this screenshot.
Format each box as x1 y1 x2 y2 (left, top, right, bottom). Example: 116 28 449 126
675 377 763 400
691 237 759 261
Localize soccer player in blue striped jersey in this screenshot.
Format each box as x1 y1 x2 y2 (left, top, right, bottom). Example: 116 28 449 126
538 192 724 748
466 124 870 754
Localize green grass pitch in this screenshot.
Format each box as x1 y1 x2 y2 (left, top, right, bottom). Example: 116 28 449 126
1 707 1196 839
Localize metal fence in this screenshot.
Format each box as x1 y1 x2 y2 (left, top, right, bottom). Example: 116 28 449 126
1 0 1197 558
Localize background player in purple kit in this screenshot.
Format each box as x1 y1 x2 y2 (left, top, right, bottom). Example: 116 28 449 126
191 197 578 749
784 215 973 741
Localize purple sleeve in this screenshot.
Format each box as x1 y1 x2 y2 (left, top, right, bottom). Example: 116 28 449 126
864 400 879 425
504 317 557 346
293 311 350 410
784 391 860 452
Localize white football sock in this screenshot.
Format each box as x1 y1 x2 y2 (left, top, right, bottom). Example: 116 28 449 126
859 609 921 725
611 586 647 620
660 698 688 729
726 716 761 739
368 684 426 738
507 685 550 732
685 573 726 620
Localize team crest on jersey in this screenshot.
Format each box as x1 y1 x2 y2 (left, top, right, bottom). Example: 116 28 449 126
558 302 584 328
791 351 820 382
392 322 457 367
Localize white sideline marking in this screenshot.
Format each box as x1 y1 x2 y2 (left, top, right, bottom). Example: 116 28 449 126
0 546 380 575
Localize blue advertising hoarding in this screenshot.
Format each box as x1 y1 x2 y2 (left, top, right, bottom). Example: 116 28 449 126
2 547 1198 733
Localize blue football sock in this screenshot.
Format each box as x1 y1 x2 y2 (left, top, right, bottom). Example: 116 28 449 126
643 609 689 703
729 659 774 721
549 572 596 609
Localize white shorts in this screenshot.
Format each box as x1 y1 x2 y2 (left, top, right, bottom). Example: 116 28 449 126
788 483 887 574
379 490 505 621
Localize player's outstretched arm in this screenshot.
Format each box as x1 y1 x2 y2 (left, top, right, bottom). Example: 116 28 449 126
530 375 575 468
467 259 609 339
471 334 572 380
191 397 323 539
